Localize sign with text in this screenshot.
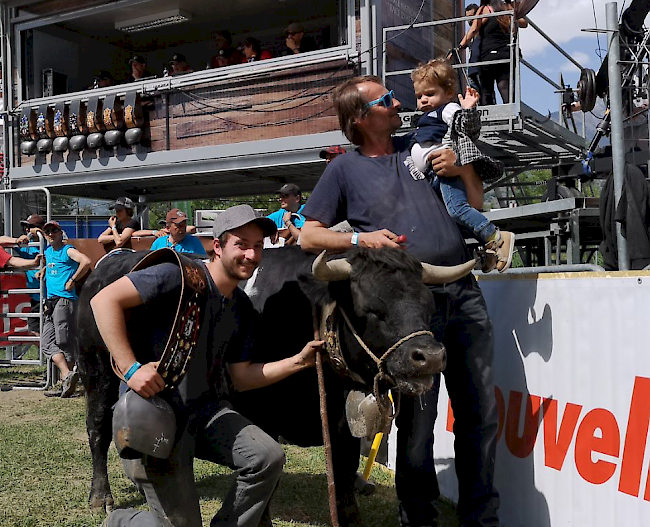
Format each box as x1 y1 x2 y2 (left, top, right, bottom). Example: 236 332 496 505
0 273 32 346
386 272 650 526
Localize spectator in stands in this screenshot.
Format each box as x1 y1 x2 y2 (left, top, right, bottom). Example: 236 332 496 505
211 30 244 68
319 145 347 165
98 197 139 253
150 208 206 255
40 220 90 398
458 0 527 105
125 55 154 83
94 70 114 89
0 245 41 269
281 22 319 56
464 4 482 95
242 37 273 62
169 53 193 75
267 183 305 246
14 214 46 335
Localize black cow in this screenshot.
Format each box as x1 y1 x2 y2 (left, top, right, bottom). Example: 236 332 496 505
74 250 155 511
236 246 474 525
75 246 473 520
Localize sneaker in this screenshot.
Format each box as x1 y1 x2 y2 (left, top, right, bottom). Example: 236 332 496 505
44 381 63 397
481 250 498 273
61 370 80 398
485 230 515 273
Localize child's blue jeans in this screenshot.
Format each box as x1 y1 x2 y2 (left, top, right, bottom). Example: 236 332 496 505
431 175 496 244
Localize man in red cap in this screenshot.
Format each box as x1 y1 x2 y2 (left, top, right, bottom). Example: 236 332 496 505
150 208 206 255
14 213 47 334
41 220 91 397
319 145 347 165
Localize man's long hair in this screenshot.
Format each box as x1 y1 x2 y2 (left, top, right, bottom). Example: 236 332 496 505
332 75 383 145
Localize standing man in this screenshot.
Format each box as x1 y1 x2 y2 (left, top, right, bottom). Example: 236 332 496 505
150 208 206 255
15 214 46 335
98 197 139 253
300 76 499 527
266 183 305 245
463 4 482 96
41 221 91 398
92 205 322 527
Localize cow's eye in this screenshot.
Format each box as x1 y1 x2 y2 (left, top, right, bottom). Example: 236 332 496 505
367 309 385 321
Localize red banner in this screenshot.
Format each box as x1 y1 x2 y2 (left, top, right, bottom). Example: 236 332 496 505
0 273 33 346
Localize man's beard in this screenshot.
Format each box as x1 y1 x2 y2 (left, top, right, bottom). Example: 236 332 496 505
224 257 257 281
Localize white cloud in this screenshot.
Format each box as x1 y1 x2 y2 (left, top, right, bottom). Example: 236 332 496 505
517 0 649 57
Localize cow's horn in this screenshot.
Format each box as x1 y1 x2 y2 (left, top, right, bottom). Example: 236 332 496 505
312 251 352 281
421 259 477 284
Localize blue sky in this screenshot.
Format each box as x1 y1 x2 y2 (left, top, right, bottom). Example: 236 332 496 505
479 0 649 115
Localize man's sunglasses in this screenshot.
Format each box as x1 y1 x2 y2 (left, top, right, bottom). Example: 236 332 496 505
43 229 60 235
365 90 394 109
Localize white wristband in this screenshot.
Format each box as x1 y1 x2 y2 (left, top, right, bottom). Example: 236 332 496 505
351 232 359 246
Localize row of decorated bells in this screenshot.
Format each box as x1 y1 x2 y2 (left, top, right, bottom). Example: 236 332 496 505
21 128 143 155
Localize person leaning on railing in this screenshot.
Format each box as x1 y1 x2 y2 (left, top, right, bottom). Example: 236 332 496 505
458 0 527 105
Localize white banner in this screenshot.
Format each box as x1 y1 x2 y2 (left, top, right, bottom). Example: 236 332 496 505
387 272 650 526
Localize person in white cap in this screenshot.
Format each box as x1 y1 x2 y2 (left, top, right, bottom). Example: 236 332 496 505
98 197 138 253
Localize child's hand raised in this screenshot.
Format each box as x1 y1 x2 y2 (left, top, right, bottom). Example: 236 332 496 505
458 86 480 109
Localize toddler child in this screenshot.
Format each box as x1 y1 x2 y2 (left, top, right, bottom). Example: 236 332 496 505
410 58 514 272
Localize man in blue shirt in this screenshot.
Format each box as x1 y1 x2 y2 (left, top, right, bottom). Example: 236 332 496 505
266 183 305 245
41 221 91 397
13 214 46 335
150 208 206 256
301 77 500 527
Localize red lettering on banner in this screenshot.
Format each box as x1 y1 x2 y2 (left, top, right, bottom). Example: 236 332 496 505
619 376 650 497
505 391 543 458
0 274 30 345
574 408 620 484
543 398 583 471
440 377 650 500
447 399 454 432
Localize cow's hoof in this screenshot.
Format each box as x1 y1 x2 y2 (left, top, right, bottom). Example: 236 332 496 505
337 494 364 527
90 494 114 512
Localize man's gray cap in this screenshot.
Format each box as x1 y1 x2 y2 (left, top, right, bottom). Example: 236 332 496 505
213 204 277 239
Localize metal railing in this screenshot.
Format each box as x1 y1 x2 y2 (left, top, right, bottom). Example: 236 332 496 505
381 10 587 135
0 187 53 389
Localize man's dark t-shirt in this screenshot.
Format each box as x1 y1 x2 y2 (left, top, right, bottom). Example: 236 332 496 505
127 262 256 408
302 136 471 266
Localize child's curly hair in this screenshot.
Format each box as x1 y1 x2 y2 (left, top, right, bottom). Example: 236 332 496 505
411 58 457 95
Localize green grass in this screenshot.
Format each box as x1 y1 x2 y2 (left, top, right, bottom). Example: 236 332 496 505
0 382 459 527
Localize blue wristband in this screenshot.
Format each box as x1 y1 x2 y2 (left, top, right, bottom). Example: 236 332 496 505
351 232 359 246
124 361 142 382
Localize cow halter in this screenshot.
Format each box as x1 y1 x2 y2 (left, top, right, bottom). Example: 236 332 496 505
319 300 435 424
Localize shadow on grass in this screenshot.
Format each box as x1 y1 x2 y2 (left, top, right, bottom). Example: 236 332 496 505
194 470 399 526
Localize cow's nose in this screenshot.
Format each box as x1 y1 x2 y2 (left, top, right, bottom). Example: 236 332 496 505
409 344 446 373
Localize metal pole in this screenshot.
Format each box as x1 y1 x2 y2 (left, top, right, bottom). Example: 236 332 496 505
606 2 629 270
